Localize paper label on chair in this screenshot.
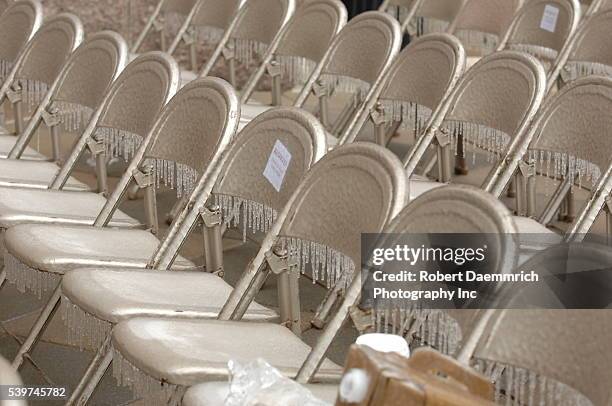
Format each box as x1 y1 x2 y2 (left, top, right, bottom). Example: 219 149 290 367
540 5 559 32
264 140 292 192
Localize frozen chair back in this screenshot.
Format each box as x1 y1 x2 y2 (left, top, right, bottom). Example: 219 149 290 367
198 0 295 86
448 0 522 57
432 51 546 196
1 13 83 110
472 242 612 406
50 52 179 192
500 0 581 76
349 33 465 151
0 0 43 81
553 8 612 86
8 31 128 159
294 11 402 144
132 0 200 53
241 0 347 104
219 142 407 321
94 76 237 230
509 76 612 230
151 106 327 269
295 183 517 381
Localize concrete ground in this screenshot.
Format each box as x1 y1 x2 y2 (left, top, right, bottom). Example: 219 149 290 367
0 88 606 405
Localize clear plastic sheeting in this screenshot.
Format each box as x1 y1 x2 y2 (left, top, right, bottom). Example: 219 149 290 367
225 359 331 406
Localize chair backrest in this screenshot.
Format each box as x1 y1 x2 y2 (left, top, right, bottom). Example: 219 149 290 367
150 107 327 269
352 33 465 150
472 243 612 406
198 0 295 79
241 0 347 103
294 11 402 143
554 8 612 85
8 31 128 159
448 0 522 56
587 0 611 13
499 0 581 74
3 13 83 109
295 184 518 382
0 0 43 80
50 52 179 191
438 51 546 197
189 0 242 39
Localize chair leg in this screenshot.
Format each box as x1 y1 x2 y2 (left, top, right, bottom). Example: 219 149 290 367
0 269 6 290
12 285 61 369
67 333 113 406
454 134 468 175
168 386 187 406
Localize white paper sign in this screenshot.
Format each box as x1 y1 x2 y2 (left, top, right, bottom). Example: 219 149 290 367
540 5 559 33
263 140 292 192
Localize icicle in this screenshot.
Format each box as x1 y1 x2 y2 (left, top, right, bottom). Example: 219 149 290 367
96 127 144 161
276 55 317 87
53 101 95 132
442 119 511 161
561 61 612 83
213 193 278 242
195 25 226 46
232 37 269 66
507 43 558 71
16 78 49 112
378 99 433 138
151 159 199 198
276 236 356 289
0 59 14 81
455 29 499 56
476 359 594 406
59 295 112 350
318 73 371 103
530 148 601 187
112 348 176 406
3 252 58 298
407 16 450 37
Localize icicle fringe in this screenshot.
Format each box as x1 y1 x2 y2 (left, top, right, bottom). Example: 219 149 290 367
507 43 558 71
528 149 601 188
455 29 499 55
276 55 317 86
372 306 462 356
474 359 593 406
16 79 49 111
231 38 269 66
152 158 199 198
319 73 371 103
379 99 433 137
214 193 278 242
280 236 356 289
0 60 13 81
407 16 450 37
96 127 144 161
54 101 94 132
113 349 176 406
60 295 112 350
195 25 225 45
3 252 58 298
442 119 511 164
561 61 612 83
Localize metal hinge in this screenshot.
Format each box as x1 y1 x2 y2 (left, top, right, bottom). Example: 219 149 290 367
41 104 61 127
132 168 154 188
434 128 451 147
199 203 222 227
266 60 282 78
265 246 298 275
6 81 22 103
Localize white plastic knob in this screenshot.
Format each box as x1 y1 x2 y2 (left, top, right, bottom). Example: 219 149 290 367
339 368 369 403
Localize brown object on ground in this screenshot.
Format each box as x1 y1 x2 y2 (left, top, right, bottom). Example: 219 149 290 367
336 345 495 406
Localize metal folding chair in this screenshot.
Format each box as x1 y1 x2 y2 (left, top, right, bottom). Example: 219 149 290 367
0 12 83 158
57 142 406 405
0 53 178 291
238 0 347 130
181 0 295 88
499 0 581 79
448 0 522 59
402 51 546 200
0 31 128 191
345 33 465 158
469 243 612 405
293 11 402 146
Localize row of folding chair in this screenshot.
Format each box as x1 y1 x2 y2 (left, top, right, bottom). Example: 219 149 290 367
0 1 611 405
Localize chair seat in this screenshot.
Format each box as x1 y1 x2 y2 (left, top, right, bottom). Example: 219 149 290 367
0 158 90 190
112 318 342 386
408 175 445 200
0 187 138 229
0 134 47 160
513 216 562 265
4 224 193 274
62 268 277 324
182 381 338 406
